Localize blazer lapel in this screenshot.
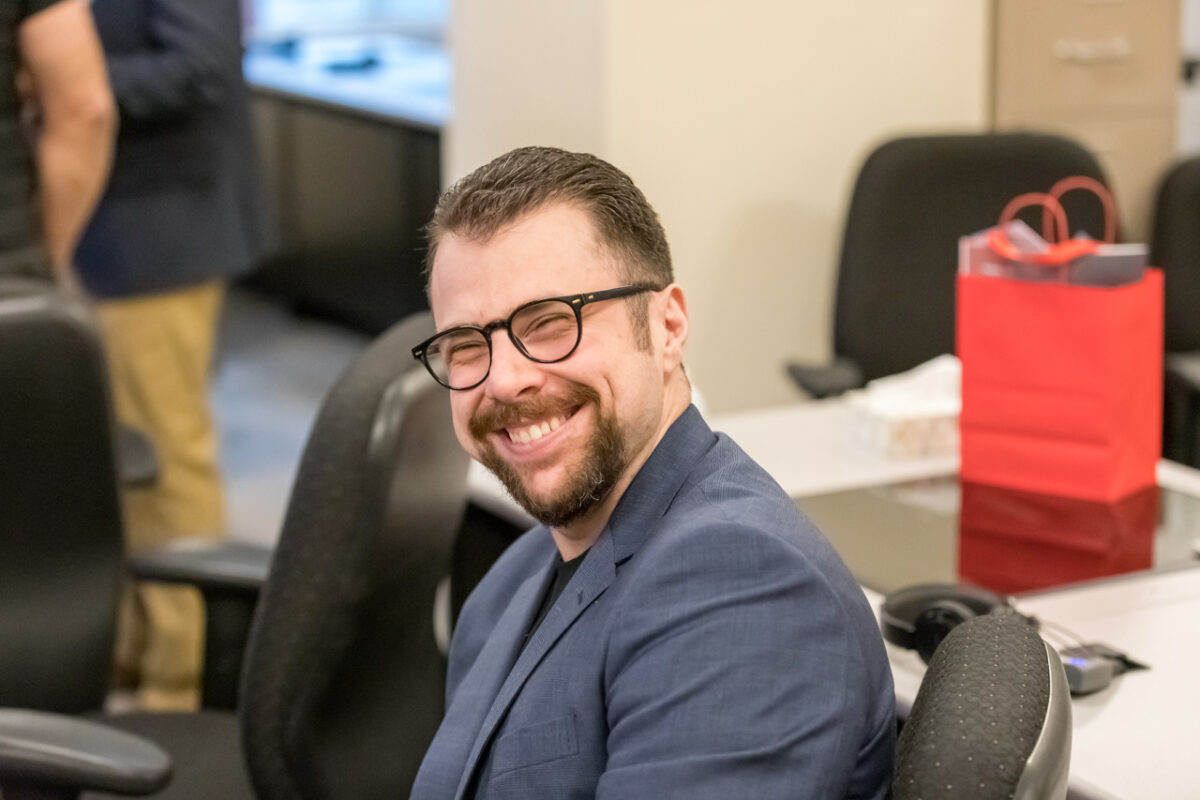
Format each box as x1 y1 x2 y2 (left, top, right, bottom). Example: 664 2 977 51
453 534 617 800
449 407 716 798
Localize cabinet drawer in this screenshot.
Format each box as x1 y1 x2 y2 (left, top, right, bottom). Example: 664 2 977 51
993 0 1180 121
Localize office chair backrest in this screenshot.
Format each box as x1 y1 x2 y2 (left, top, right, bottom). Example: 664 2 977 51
893 610 1072 800
239 311 471 800
0 281 124 713
1150 155 1200 354
835 132 1108 382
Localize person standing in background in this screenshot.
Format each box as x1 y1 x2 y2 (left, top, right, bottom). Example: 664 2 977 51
76 0 275 710
2 0 115 281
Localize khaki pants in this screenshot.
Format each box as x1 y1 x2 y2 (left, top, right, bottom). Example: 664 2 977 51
97 282 226 711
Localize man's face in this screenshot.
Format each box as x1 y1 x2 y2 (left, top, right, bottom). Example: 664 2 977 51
429 203 671 529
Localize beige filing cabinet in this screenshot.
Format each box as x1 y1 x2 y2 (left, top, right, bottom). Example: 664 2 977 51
991 0 1181 240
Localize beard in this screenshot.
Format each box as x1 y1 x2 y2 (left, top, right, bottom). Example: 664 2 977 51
469 383 627 528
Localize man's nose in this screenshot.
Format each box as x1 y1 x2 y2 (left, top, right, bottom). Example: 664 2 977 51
484 332 544 401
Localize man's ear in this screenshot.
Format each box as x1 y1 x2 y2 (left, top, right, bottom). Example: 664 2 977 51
659 284 688 372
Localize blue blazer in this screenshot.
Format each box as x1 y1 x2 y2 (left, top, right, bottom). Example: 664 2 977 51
412 406 895 799
75 0 274 297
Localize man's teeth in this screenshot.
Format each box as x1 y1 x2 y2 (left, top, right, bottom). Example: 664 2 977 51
507 415 564 444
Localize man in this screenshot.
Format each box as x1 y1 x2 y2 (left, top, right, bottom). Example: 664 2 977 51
73 0 275 710
410 146 895 799
2 0 114 280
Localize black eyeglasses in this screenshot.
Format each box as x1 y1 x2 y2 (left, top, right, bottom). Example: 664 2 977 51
412 284 657 390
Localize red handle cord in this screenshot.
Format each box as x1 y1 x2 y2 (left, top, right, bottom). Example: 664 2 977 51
986 176 1116 265
1045 175 1116 244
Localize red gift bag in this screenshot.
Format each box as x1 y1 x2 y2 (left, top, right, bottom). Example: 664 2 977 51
957 178 1164 501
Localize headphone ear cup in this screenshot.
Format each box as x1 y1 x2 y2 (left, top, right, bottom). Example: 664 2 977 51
913 598 978 664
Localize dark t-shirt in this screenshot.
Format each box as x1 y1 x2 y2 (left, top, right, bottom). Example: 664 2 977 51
0 0 62 272
521 549 589 650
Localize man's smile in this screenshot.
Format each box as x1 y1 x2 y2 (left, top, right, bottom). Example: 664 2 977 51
489 404 588 464
504 413 568 444
470 387 596 456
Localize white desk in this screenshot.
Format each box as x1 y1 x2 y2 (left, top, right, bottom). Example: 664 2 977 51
711 399 1200 800
709 400 957 497
1015 569 1200 799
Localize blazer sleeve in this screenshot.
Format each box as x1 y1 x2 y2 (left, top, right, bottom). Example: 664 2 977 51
103 0 240 121
596 520 893 800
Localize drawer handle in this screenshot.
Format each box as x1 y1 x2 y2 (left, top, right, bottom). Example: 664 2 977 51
1053 37 1132 64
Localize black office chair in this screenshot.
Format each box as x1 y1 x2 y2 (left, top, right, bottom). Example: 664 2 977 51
0 282 125 714
235 317 469 800
0 280 230 721
788 132 1109 397
893 611 1072 800
1150 156 1200 469
0 281 172 799
1 309 472 799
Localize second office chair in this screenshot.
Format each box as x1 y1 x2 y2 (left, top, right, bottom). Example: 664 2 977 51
787 132 1109 398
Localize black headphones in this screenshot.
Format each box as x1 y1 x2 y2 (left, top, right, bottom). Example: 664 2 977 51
880 583 1010 664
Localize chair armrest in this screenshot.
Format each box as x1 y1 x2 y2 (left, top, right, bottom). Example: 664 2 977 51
131 540 273 710
785 356 865 399
1166 352 1200 386
116 425 159 487
131 539 272 595
0 708 171 797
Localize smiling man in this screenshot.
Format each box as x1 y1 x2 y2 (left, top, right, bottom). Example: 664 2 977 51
410 146 895 800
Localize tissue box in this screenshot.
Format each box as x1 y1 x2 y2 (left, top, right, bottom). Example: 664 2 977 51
846 355 960 459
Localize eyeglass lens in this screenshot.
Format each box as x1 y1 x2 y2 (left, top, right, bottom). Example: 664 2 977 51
426 298 581 388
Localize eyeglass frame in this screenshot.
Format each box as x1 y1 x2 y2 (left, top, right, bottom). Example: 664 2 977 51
411 283 659 390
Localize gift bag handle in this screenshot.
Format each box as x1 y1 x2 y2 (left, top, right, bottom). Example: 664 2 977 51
987 175 1116 265
1044 175 1116 245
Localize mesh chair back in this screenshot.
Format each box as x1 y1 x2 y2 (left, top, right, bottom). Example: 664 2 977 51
835 132 1108 382
894 611 1071 800
0 282 124 713
240 311 470 800
1150 155 1200 354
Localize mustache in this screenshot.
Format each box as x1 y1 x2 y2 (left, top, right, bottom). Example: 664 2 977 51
468 383 601 440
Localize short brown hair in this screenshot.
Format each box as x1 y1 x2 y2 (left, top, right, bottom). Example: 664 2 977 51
424 146 673 290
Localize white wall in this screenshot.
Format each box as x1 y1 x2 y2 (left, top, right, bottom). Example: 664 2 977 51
447 1 990 412
448 0 606 163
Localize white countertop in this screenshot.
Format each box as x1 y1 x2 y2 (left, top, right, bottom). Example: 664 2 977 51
243 35 449 128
